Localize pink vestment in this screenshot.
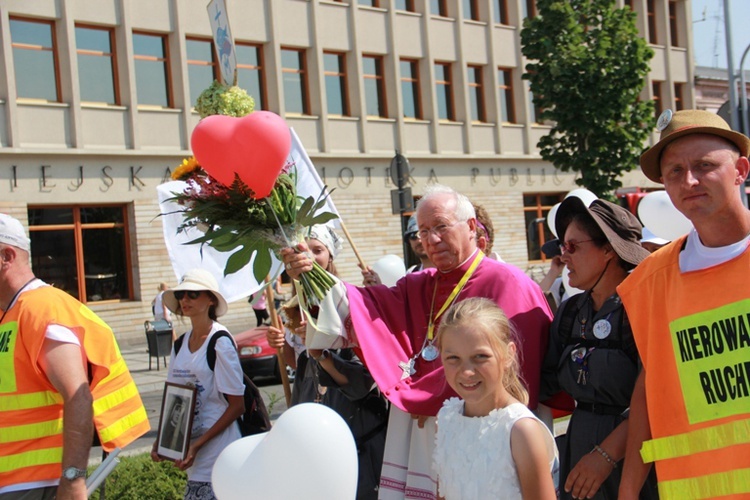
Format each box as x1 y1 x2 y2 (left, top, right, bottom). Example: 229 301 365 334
345 250 553 416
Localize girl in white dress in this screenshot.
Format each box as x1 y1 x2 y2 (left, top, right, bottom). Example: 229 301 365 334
433 298 559 500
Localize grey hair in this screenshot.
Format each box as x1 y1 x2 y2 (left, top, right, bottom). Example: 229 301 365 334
417 184 476 223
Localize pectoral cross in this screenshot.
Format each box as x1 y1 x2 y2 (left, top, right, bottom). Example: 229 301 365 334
399 359 415 380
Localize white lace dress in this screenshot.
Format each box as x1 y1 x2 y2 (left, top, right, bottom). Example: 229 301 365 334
433 398 559 500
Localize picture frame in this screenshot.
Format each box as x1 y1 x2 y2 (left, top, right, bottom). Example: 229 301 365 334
156 382 197 461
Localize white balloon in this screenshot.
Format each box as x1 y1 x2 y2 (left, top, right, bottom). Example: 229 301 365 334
372 254 406 287
547 202 561 238
637 191 693 241
562 265 584 298
565 188 598 207
212 404 358 500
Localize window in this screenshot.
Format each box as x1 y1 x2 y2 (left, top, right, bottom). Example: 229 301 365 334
524 193 565 261
522 0 537 18
363 55 387 118
395 0 415 12
528 85 542 124
10 17 60 102
186 38 219 108
324 52 349 116
281 48 309 115
674 83 684 111
669 1 679 47
495 0 509 24
647 0 657 44
76 25 118 104
463 0 479 20
467 65 485 122
236 42 266 110
133 32 172 107
358 0 379 6
497 68 516 123
400 59 422 119
652 80 663 116
431 0 448 17
28 206 132 303
624 0 634 9
435 62 454 121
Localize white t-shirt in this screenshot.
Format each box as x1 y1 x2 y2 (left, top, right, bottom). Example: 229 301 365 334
679 228 750 272
154 291 170 322
166 323 245 482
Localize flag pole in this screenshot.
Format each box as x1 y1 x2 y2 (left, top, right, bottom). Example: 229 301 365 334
264 277 292 407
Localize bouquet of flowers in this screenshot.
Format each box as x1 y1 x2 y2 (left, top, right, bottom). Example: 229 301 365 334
166 82 339 304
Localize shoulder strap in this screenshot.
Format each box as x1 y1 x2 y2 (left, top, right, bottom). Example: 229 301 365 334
557 297 579 344
206 330 236 371
173 333 187 355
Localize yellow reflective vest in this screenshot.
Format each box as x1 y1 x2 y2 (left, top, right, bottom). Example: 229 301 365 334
0 286 149 489
619 239 750 499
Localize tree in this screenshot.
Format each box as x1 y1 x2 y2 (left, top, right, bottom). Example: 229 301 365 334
521 0 655 197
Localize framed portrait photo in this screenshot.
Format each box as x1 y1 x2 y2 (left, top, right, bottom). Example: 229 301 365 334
156 382 197 461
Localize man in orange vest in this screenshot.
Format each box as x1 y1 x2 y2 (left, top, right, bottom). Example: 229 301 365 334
0 214 149 499
618 110 750 499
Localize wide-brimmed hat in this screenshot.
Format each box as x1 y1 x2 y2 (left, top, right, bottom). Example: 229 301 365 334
640 109 750 183
163 268 228 317
556 197 650 266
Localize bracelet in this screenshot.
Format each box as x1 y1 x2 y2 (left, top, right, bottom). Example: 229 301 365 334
591 445 618 468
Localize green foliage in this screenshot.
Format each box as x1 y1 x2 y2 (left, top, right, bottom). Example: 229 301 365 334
521 0 656 197
88 453 186 500
194 80 255 118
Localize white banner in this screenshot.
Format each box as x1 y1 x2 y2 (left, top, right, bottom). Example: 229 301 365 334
157 128 340 302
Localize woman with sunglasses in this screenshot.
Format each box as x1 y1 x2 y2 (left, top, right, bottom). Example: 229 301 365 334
540 198 658 500
151 269 245 500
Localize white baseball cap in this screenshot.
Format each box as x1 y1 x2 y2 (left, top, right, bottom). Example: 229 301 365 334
0 214 31 252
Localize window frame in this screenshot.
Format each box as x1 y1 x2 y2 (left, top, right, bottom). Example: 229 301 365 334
463 0 480 21
495 0 509 25
434 61 455 122
281 47 311 115
27 205 133 304
75 24 120 105
132 30 174 108
674 82 684 111
523 192 565 262
467 65 486 123
523 0 537 19
497 67 516 123
400 58 423 120
362 54 388 118
323 51 350 117
431 0 448 17
395 0 416 12
668 1 679 47
358 0 380 6
186 36 220 110
647 0 658 44
10 16 62 102
235 41 266 110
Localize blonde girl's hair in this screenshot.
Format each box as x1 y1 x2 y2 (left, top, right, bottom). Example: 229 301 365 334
436 297 529 405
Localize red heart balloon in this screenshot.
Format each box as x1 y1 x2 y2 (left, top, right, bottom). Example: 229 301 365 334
191 112 291 198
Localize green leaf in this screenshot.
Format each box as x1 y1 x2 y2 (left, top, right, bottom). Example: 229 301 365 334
252 242 273 282
224 245 254 276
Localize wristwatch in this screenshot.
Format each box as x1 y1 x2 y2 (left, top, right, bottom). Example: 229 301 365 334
61 466 87 481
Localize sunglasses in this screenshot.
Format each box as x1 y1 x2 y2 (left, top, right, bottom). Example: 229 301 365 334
559 239 602 255
174 290 203 300
407 233 419 241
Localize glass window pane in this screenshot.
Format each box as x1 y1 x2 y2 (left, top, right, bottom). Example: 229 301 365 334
75 27 110 52
10 19 53 47
470 87 480 121
402 81 417 118
435 64 447 81
186 39 214 61
324 53 341 72
437 85 450 120
326 75 344 115
235 44 259 66
80 207 123 224
238 68 263 109
400 60 413 79
283 72 305 113
135 59 169 106
523 195 537 207
83 228 127 301
28 207 74 225
281 50 301 70
540 195 561 206
30 230 79 298
431 0 445 16
13 48 58 100
189 64 216 107
133 34 165 58
362 57 377 76
79 54 116 103
364 79 380 116
525 211 542 261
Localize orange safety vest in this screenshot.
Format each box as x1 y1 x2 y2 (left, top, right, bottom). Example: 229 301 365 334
619 238 750 499
0 286 150 490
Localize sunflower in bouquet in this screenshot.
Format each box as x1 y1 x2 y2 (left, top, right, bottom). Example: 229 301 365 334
167 81 338 304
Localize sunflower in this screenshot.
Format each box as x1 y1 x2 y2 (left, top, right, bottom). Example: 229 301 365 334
172 157 201 181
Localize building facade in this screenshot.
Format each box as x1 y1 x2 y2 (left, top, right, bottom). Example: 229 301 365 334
0 0 692 344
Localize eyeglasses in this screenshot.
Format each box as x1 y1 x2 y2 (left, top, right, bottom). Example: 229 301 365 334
417 221 462 241
559 239 600 255
174 290 203 300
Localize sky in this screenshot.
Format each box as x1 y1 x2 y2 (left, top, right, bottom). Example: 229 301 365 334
692 0 750 70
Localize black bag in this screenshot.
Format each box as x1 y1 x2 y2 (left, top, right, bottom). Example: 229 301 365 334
174 330 271 436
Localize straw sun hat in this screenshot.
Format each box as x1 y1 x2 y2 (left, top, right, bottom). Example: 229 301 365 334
163 269 228 317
